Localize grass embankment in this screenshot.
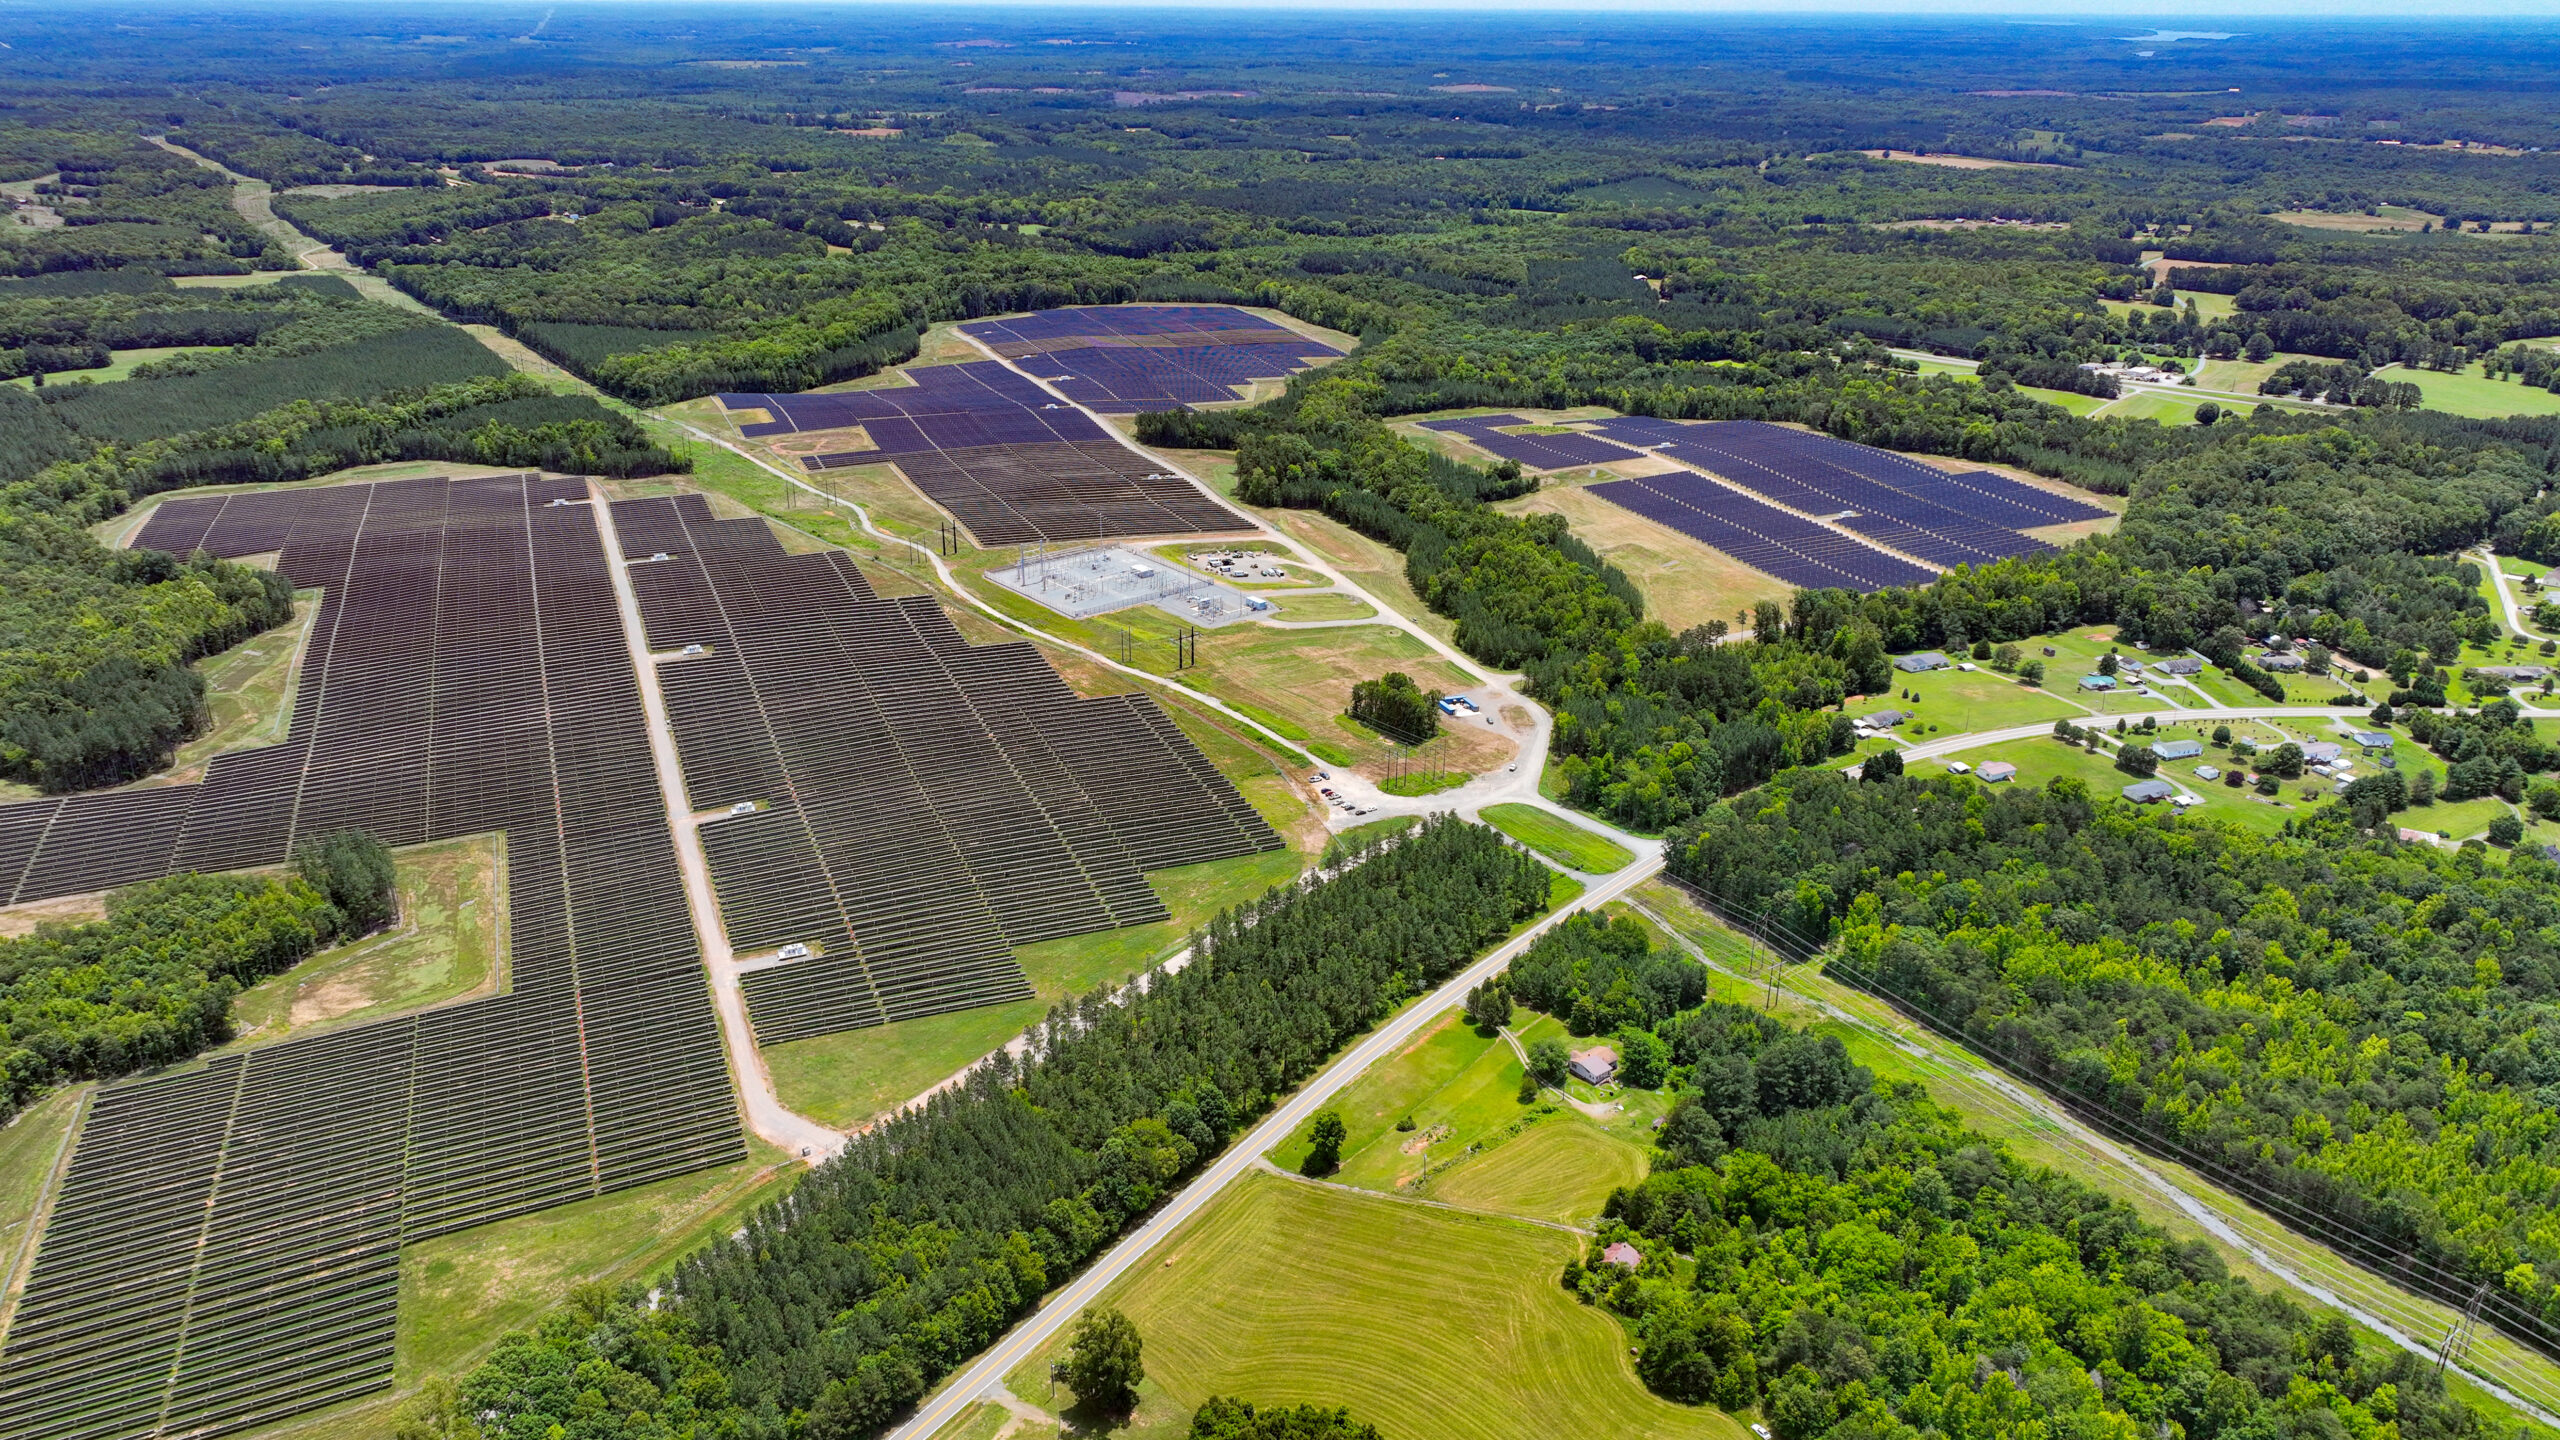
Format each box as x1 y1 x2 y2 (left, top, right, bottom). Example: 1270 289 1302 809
1497 483 1792 633
0 1086 85 1325
997 1171 1740 1440
165 590 319 782
254 1146 799 1440
227 832 509 1047
767 845 1310 1130
1480 803 1634 873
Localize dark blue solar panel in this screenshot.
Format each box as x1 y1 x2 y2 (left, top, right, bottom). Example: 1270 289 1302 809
1590 474 1935 594
1416 414 1641 470
965 305 1298 346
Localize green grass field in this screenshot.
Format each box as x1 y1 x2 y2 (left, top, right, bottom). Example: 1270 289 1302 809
201 1145 797 1440
1480 803 1634 873
228 832 508 1047
2378 362 2560 420
2092 390 2208 425
998 1171 1744 1440
0 345 230 390
769 845 1309 1128
1269 591 1378 621
0 1086 85 1316
1428 1115 1650 1225
1854 658 2077 735
1939 729 2306 834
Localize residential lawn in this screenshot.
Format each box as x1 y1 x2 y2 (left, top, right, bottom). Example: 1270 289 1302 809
1271 1010 1534 1182
2400 794 2515 842
996 1171 1745 1440
227 832 508 1049
1853 660 2076 735
2093 390 2208 425
1481 803 1635 873
2378 361 2560 420
0 344 229 389
0 1085 85 1306
2019 385 2107 415
1940 730 2306 834
768 845 1310 1129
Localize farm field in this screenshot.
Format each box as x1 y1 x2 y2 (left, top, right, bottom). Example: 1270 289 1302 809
995 1171 1743 1440
1480 803 1635 873
226 832 509 1049
2375 361 2560 419
766 844 1310 1129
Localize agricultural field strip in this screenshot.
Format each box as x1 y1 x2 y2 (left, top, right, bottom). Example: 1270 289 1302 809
612 491 1277 1047
0 475 741 1440
885 847 1668 1440
1620 888 2560 1428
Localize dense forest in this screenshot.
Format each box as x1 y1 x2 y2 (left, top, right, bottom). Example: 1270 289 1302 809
1672 767 2560 1356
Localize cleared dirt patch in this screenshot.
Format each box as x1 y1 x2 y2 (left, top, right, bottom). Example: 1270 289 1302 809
0 892 109 940
1860 149 2067 170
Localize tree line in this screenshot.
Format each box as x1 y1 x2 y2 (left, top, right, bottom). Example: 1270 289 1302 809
417 818 1550 1440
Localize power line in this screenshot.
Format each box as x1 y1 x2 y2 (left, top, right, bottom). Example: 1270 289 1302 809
1654 869 2560 1360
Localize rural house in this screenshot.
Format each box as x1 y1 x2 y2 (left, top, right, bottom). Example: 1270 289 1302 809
1894 652 1951 673
2152 739 2204 760
1569 1046 1617 1085
2122 779 2176 803
1602 1242 1643 1269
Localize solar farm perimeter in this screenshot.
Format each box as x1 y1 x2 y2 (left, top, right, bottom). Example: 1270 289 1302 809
1425 414 2108 595
0 472 1278 1440
961 304 1341 412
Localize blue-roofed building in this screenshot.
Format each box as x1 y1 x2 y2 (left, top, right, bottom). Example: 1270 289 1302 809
2078 673 2117 691
1895 652 1952 673
2352 730 2395 749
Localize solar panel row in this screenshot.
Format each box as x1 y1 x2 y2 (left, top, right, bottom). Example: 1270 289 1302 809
960 306 1340 413
810 440 1250 547
1589 473 1937 593
613 495 1282 1047
0 475 741 1440
1417 414 1643 471
723 360 1254 545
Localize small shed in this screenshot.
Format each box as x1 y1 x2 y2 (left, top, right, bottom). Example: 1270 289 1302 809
1602 1242 1643 1269
2078 674 2118 691
2195 765 2222 781
2122 779 2177 804
1569 1046 1618 1086
2153 739 2205 760
1894 652 1952 673
1978 761 2017 782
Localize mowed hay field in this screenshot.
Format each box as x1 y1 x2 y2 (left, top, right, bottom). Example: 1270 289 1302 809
1427 1120 1649 1226
1002 1171 1742 1440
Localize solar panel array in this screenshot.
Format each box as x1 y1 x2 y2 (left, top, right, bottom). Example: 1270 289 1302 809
1593 417 2108 568
1591 472 1937 593
613 494 1283 1047
1416 414 1642 471
0 476 742 1440
721 361 1252 546
960 305 1341 413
